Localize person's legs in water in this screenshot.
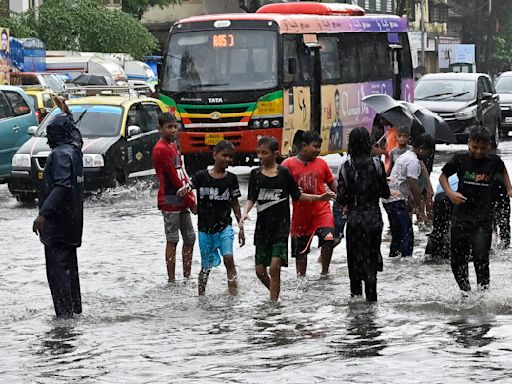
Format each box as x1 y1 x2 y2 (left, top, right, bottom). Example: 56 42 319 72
198 268 211 296
425 193 453 258
364 273 378 302
165 242 177 283
471 224 492 289
45 245 74 318
269 257 282 301
450 224 471 292
162 211 183 283
394 200 414 256
493 196 511 248
219 226 237 295
255 264 270 289
179 210 196 279
69 247 82 314
197 231 220 296
292 236 310 277
384 202 401 257
317 227 335 276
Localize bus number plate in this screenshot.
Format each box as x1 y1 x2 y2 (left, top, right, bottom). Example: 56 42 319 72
205 133 224 145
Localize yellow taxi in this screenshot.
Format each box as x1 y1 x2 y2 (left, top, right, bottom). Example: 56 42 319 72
25 89 58 123
9 95 169 201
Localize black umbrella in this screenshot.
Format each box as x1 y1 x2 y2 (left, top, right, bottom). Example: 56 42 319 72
400 101 456 144
362 94 425 138
73 73 117 86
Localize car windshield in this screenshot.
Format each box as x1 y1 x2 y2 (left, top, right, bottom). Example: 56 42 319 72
495 76 512 93
163 30 278 92
415 79 476 101
37 105 123 138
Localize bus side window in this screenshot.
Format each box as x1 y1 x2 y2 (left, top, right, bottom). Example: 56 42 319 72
338 33 360 84
318 35 341 83
283 35 311 84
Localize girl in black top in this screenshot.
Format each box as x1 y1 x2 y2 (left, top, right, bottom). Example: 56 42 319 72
337 127 391 301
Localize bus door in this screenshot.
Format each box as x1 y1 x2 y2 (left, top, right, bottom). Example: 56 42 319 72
282 34 315 155
390 43 402 100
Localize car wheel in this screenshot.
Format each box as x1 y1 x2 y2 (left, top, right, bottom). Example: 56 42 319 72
16 193 36 204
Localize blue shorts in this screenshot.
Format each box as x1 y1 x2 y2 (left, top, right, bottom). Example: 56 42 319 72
199 225 235 269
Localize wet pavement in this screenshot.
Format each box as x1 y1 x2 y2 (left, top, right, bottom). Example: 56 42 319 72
2 138 512 383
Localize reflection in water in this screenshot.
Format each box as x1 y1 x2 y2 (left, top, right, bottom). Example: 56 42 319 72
332 301 386 358
39 323 81 356
448 318 495 349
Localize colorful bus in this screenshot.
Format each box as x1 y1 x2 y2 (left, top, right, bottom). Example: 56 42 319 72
160 2 413 174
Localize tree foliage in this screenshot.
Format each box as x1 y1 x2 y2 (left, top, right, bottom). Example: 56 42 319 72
1 0 158 59
122 0 180 20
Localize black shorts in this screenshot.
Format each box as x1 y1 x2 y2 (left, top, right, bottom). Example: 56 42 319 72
291 227 336 258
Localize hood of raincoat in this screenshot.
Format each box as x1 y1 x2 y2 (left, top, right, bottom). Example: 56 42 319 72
46 113 83 149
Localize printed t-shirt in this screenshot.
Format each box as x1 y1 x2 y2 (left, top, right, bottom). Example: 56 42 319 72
191 170 241 233
442 152 505 224
281 156 335 236
152 139 195 212
390 145 412 165
247 166 302 245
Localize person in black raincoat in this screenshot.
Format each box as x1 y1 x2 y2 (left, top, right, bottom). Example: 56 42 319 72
33 96 84 319
337 127 391 302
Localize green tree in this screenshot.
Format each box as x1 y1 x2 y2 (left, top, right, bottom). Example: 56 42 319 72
1 0 158 59
122 0 180 20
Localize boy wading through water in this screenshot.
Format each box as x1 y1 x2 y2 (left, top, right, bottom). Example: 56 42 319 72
282 132 337 277
440 127 512 293
179 141 244 296
153 113 197 284
242 137 335 301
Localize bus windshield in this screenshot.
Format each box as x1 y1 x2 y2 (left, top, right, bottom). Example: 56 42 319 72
164 30 278 92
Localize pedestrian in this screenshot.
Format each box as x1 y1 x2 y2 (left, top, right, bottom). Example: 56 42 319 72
32 96 84 319
388 126 412 173
370 115 397 175
152 112 197 284
382 133 434 257
241 137 335 301
282 131 337 277
337 127 392 301
179 140 244 296
424 175 458 260
440 127 512 293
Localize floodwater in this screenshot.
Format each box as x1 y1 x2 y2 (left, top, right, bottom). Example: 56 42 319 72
2 140 512 383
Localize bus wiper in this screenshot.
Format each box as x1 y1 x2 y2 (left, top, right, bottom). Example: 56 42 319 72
442 91 470 100
416 92 454 100
188 83 229 89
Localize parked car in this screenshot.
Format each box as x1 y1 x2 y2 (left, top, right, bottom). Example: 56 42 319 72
0 86 39 182
8 95 168 202
25 89 58 122
494 71 512 136
415 73 501 147
10 72 67 94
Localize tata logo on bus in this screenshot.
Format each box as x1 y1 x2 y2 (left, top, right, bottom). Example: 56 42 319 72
210 111 221 120
208 98 223 103
214 20 231 28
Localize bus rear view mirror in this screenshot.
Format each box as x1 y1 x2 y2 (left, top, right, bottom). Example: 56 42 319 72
288 58 297 74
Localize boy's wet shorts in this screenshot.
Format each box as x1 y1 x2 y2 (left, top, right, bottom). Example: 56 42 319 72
291 227 336 258
162 210 196 244
255 241 288 267
199 225 234 269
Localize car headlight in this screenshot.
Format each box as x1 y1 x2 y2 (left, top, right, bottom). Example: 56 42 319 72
455 107 477 120
83 154 104 168
12 154 31 168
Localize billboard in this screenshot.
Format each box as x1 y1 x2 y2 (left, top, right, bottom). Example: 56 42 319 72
0 27 9 85
438 44 475 69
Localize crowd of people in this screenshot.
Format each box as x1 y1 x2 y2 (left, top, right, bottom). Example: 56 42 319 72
32 103 512 318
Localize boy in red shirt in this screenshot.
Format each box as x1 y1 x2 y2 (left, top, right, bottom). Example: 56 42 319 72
282 131 337 277
152 113 197 284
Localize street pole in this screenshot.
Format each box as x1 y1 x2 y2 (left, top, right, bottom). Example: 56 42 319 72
33 0 39 22
420 0 426 69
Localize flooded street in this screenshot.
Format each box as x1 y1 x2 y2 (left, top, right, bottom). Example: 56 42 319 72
2 140 512 383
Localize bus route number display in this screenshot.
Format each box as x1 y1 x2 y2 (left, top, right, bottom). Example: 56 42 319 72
212 34 235 48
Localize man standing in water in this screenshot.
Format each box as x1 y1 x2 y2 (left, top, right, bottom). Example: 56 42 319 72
282 131 337 277
33 96 84 319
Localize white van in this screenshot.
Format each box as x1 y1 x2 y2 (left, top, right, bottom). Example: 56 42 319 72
45 56 127 81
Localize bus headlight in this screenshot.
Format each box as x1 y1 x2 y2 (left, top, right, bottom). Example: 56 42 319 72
83 154 104 168
12 154 31 168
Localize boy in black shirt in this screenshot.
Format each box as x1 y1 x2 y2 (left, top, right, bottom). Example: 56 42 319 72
440 127 512 293
179 141 244 296
241 137 335 301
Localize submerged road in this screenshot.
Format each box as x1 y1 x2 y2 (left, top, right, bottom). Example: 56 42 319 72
2 138 512 383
